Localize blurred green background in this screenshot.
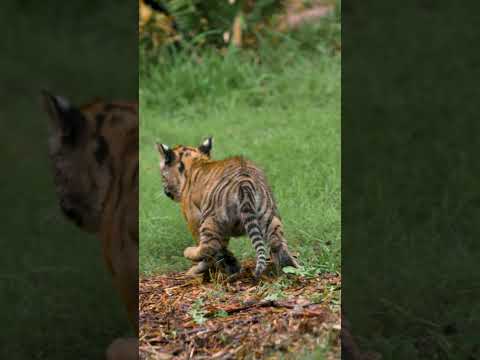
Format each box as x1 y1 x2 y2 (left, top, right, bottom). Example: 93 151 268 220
0 1 136 359
343 2 480 359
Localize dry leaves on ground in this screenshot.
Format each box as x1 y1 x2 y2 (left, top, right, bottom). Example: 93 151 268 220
140 260 341 359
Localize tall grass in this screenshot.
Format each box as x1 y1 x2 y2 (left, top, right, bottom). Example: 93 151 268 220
139 21 341 275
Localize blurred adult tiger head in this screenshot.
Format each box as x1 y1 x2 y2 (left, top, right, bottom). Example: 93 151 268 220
42 91 139 360
42 91 138 233
155 137 212 202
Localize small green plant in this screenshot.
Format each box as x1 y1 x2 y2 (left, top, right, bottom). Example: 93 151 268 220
261 281 288 301
214 309 229 318
218 333 230 345
188 298 207 324
309 292 324 304
264 291 283 301
167 329 178 339
209 287 226 299
282 265 321 278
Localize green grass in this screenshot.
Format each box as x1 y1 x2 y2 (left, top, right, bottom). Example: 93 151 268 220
0 1 136 359
139 26 341 277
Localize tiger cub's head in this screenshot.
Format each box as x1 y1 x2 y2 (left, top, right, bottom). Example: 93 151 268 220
155 137 212 202
42 91 137 233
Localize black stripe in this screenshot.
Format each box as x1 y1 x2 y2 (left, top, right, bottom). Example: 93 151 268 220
257 204 269 221
178 161 185 173
202 176 237 217
254 242 263 250
257 194 272 220
241 203 254 213
241 208 255 216
95 113 105 133
60 203 83 227
249 229 262 237
214 176 237 197
246 222 258 233
60 106 86 146
244 190 256 205
94 136 109 164
200 229 218 239
238 187 244 202
110 115 125 126
251 239 262 247
270 224 281 235
240 189 255 199
265 213 275 233
252 237 263 244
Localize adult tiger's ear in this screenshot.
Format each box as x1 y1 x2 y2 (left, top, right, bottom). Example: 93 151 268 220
155 142 175 165
41 90 85 145
198 137 213 157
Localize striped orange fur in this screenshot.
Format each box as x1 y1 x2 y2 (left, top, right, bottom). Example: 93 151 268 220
155 137 298 278
42 92 138 360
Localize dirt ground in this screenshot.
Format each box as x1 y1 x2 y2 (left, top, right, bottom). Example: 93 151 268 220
139 261 341 359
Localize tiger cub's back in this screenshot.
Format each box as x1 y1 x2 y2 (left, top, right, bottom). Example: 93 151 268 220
156 139 298 278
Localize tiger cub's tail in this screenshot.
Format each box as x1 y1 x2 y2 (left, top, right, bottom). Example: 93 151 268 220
239 181 267 278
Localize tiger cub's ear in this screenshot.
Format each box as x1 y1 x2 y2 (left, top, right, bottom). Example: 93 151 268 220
155 142 175 165
41 90 85 145
198 137 213 156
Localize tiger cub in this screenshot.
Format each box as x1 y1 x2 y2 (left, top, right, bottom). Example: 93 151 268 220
42 91 138 360
155 137 298 278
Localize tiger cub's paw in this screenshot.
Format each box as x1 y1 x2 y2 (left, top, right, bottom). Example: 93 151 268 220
214 249 241 276
183 246 200 260
185 261 210 276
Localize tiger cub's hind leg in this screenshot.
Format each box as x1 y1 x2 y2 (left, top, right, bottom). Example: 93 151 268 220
184 217 224 263
185 248 240 276
213 247 241 275
268 216 299 273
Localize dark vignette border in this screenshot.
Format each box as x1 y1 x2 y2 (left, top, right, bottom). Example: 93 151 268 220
343 2 480 359
0 1 138 359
